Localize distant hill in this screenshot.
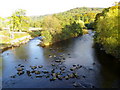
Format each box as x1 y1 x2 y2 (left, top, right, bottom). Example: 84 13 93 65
30 7 103 20
57 7 103 16
30 7 103 28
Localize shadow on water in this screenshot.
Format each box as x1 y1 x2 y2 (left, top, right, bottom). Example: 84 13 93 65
94 44 120 88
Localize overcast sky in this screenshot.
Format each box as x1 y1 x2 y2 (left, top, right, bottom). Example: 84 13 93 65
0 0 119 17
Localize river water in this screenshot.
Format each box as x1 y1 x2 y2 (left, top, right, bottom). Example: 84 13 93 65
1 31 120 88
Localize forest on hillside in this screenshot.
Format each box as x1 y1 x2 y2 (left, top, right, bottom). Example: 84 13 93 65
30 7 103 29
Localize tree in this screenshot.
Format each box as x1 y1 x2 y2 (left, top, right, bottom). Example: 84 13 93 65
94 4 120 58
7 9 30 32
42 15 62 31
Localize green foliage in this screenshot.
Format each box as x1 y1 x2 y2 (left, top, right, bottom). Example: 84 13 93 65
30 7 103 29
29 16 44 27
42 15 62 31
7 9 30 32
40 15 83 46
39 7 103 46
0 17 6 30
94 4 120 58
41 30 53 45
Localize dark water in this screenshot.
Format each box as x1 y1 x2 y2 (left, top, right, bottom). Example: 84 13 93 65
1 31 120 88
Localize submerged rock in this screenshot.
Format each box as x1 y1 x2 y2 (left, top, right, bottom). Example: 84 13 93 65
49 55 52 58
73 73 78 78
51 69 55 73
56 72 61 75
53 55 56 57
26 70 31 76
17 71 24 75
55 60 61 62
65 76 69 80
18 64 22 66
60 55 63 57
42 70 49 74
76 64 82 69
31 70 35 73
35 71 40 74
36 75 42 78
45 75 50 78
51 64 55 66
60 67 65 71
57 75 62 80
51 73 56 76
50 77 57 81
89 68 93 70
70 67 76 71
82 75 86 78
10 75 16 78
68 74 74 78
30 66 37 70
20 65 24 67
38 65 43 68
17 67 24 71
73 64 77 67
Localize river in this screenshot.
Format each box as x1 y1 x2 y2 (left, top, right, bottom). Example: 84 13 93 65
1 30 120 88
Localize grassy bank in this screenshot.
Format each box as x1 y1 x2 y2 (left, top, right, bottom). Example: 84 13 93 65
0 30 41 52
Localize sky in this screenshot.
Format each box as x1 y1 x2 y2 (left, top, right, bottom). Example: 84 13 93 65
0 0 119 17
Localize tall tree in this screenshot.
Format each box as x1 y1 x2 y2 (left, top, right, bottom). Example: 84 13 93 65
8 9 30 32
0 17 5 30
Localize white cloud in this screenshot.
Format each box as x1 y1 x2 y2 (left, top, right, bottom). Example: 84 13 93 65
0 0 119 17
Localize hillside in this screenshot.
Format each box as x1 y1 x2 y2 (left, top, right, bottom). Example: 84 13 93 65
30 7 103 28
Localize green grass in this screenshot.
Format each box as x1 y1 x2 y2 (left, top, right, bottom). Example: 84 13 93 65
0 31 30 43
0 30 41 50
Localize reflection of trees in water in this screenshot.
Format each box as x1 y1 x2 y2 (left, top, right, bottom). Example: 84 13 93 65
94 45 120 88
13 46 29 60
43 38 77 60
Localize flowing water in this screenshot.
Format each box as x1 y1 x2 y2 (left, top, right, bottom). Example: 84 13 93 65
1 31 120 88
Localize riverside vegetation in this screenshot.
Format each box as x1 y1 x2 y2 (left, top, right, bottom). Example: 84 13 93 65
0 3 120 59
0 7 102 50
94 3 120 58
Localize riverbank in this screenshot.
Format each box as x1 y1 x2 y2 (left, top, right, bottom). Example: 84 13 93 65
0 30 41 53
40 29 88 47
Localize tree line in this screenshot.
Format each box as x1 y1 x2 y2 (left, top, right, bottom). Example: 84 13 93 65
94 2 120 58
